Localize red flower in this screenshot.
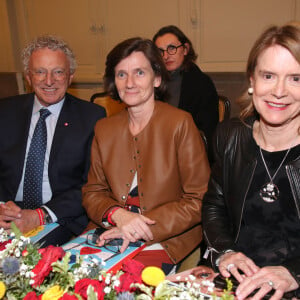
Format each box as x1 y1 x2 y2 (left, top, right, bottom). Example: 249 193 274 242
23 291 41 300
122 259 144 276
0 240 11 251
60 293 78 300
115 259 144 293
31 245 65 287
74 278 105 300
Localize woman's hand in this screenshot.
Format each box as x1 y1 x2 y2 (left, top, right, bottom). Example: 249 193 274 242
235 266 299 300
96 227 136 253
111 208 155 243
218 251 259 282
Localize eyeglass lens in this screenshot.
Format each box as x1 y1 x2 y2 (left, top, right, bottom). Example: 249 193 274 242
159 44 183 56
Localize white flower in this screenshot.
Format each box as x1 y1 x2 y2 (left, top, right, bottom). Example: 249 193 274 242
188 274 196 281
113 279 120 287
105 276 111 284
104 286 111 294
29 279 35 285
91 258 99 264
14 248 21 257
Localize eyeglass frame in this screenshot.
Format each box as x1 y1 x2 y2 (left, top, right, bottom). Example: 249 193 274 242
157 44 184 56
29 68 68 81
65 232 142 254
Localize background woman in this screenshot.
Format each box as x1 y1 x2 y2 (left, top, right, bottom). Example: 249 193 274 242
202 24 300 299
82 38 210 273
153 25 219 163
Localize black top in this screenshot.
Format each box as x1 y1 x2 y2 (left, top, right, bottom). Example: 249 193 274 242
166 63 219 163
236 143 300 267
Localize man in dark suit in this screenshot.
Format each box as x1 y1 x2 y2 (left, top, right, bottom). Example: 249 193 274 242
0 35 106 245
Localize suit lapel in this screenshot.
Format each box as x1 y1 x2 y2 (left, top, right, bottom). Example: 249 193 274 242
49 94 74 163
11 94 34 193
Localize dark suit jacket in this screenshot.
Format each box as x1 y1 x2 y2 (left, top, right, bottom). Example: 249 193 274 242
0 93 106 236
179 63 219 163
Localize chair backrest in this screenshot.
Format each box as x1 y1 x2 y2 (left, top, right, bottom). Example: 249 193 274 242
90 92 127 117
218 95 231 122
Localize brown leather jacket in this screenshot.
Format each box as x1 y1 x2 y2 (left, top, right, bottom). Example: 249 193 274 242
82 101 210 263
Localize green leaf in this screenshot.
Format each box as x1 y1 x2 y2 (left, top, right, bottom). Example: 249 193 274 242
10 222 22 239
87 285 98 300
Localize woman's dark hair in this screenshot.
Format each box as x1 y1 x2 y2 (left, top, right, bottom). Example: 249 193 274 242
104 37 169 101
239 24 300 121
152 25 197 69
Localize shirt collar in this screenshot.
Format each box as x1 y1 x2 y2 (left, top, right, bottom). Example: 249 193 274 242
33 96 65 117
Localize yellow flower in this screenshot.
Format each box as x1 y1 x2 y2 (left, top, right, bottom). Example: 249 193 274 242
0 281 6 299
141 266 165 287
42 285 64 300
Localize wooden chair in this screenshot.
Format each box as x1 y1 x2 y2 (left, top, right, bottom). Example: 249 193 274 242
218 95 231 122
90 92 127 117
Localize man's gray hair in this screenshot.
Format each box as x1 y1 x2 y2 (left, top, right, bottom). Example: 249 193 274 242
22 35 77 74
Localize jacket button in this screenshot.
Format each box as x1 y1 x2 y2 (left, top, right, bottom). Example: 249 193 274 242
140 178 142 182
126 183 130 187
121 195 126 200
130 169 134 173
137 150 140 154
134 137 138 141
142 206 146 210
133 156 136 160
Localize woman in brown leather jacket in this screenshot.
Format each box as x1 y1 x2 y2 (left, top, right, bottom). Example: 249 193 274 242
202 24 300 299
82 38 210 272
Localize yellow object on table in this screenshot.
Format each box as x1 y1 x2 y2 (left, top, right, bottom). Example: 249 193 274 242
142 266 166 287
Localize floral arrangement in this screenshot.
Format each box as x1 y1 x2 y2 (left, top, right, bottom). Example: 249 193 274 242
0 224 233 300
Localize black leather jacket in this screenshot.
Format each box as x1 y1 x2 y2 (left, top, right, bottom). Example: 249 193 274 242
202 117 300 289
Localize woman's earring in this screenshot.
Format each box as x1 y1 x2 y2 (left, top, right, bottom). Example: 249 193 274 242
248 87 254 95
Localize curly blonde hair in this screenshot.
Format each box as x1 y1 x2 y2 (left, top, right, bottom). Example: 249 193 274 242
22 35 77 74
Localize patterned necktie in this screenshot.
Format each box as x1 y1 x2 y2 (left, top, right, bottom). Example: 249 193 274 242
23 108 51 209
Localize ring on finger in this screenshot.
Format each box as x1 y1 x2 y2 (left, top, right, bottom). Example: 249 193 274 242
267 280 274 288
226 263 235 272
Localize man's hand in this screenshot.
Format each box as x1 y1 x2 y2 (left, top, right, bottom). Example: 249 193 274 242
0 201 40 233
14 209 40 234
0 201 22 230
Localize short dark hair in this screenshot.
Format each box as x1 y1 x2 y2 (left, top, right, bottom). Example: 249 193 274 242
104 37 169 101
152 25 197 69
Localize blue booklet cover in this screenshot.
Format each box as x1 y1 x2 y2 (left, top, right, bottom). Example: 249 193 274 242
24 223 60 244
62 229 145 271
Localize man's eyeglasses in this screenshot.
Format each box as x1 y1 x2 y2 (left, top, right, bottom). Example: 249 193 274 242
158 44 184 56
30 68 67 81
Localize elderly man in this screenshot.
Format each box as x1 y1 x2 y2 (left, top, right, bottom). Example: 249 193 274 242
0 35 106 245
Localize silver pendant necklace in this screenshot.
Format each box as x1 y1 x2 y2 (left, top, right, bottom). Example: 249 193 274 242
259 147 290 203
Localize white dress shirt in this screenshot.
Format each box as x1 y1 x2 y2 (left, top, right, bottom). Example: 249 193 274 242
15 96 64 221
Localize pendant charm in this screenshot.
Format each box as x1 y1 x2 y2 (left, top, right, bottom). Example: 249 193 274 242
259 182 279 203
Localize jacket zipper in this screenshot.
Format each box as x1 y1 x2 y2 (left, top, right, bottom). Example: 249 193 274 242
286 165 300 218
203 229 220 266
